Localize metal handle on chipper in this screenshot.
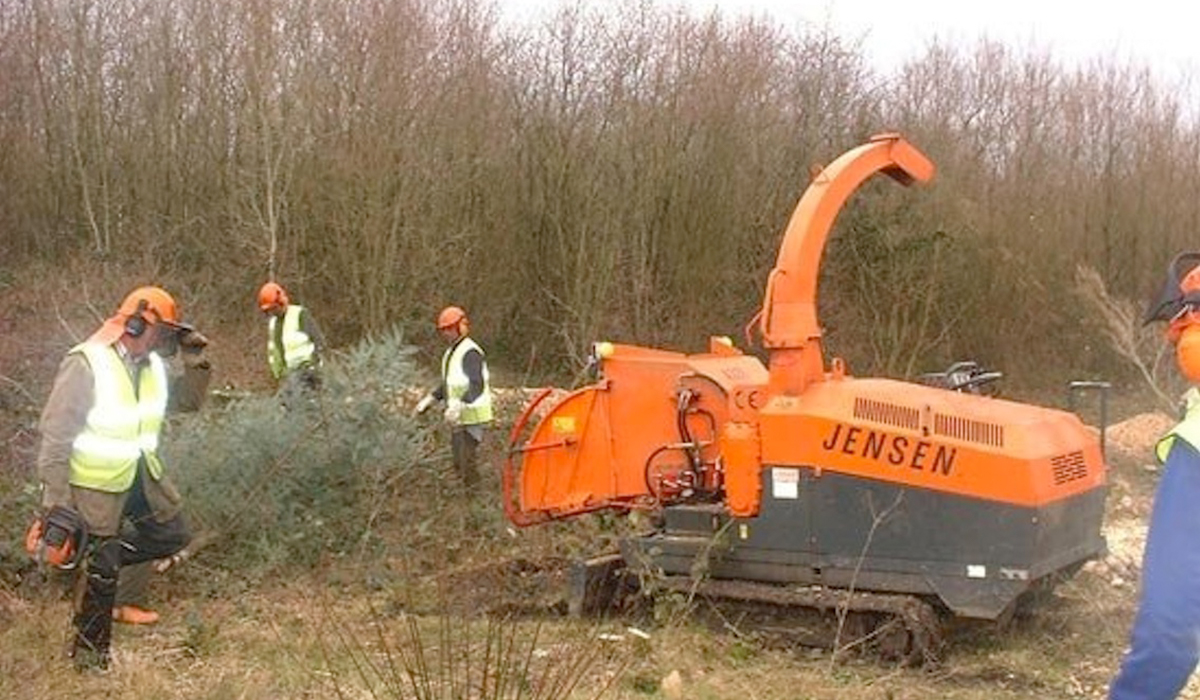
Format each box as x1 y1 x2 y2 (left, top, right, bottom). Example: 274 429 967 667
1067 380 1112 459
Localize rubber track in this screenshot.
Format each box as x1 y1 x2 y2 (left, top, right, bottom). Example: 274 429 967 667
656 575 945 665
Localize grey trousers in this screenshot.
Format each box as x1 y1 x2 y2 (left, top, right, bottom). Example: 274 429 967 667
115 561 152 607
451 425 484 487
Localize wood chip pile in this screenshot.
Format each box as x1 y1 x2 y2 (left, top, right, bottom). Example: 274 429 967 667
1104 412 1174 463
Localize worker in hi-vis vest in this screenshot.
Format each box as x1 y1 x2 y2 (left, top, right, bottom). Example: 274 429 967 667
415 305 493 488
1112 251 1200 699
30 286 210 670
257 281 324 407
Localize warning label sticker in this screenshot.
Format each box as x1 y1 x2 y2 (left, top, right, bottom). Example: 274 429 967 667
772 468 799 499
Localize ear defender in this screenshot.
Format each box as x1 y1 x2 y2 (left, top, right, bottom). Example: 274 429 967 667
1176 323 1200 383
125 314 145 337
124 299 150 337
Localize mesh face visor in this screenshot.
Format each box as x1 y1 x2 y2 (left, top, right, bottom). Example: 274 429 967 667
1144 251 1200 324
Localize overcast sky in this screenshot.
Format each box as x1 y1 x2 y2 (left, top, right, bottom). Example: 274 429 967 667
505 0 1200 83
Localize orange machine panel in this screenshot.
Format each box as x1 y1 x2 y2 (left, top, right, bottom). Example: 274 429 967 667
758 377 1106 508
515 343 768 519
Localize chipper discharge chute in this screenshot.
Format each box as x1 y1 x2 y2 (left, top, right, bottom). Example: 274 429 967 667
503 134 1107 663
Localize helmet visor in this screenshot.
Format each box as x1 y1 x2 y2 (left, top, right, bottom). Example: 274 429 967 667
1145 251 1200 324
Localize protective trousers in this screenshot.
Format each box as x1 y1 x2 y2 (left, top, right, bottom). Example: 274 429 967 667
1110 440 1200 699
73 467 189 669
451 425 482 488
279 364 321 411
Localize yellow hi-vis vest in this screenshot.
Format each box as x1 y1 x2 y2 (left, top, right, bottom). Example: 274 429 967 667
1156 388 1200 463
69 342 168 492
441 337 493 425
267 305 316 379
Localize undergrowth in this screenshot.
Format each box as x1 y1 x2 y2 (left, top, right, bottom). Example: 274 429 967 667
166 325 471 579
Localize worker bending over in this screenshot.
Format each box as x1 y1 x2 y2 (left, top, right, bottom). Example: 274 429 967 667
416 306 493 487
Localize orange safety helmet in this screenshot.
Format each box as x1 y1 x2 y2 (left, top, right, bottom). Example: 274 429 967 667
90 285 184 344
437 305 467 330
118 286 183 327
258 281 289 312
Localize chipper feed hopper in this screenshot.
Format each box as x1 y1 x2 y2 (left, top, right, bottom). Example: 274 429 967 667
503 134 1107 662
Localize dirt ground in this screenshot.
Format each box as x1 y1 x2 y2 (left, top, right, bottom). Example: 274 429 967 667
1094 412 1174 573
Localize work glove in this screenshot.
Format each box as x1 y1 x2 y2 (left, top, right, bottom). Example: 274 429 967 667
183 354 211 370
179 329 210 353
444 399 463 425
179 329 212 370
414 393 435 416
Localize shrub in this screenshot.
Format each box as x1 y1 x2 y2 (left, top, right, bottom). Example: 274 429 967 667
168 326 443 576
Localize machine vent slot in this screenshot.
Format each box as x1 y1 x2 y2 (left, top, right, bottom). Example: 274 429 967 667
1050 451 1088 485
933 414 1004 447
854 398 920 431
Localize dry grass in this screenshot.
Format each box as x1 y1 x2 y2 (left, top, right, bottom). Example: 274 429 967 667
0 437 1183 700
0 569 1150 699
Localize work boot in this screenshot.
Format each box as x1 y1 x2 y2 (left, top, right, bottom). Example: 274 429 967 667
70 633 111 672
71 645 110 672
112 605 159 625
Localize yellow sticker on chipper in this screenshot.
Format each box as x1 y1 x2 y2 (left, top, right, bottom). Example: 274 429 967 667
552 416 577 434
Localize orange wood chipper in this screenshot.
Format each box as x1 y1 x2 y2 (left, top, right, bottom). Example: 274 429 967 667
502 134 1107 662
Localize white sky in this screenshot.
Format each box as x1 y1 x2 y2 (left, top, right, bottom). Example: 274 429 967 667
503 0 1200 83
